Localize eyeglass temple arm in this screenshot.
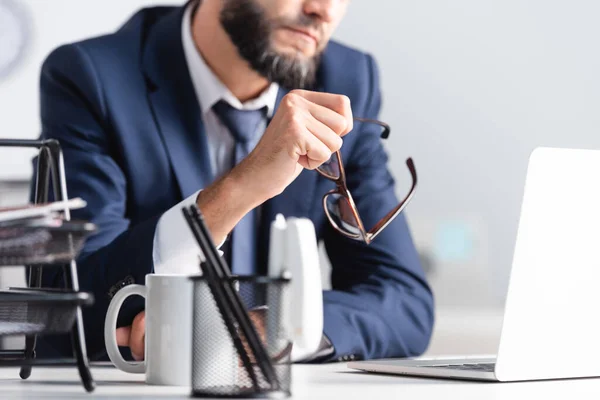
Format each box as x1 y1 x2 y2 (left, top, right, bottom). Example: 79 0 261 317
353 117 391 139
367 158 417 240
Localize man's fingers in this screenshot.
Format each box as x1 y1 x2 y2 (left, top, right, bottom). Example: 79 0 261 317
291 89 350 114
129 311 146 361
306 114 343 153
296 130 332 170
307 101 350 137
289 90 353 135
115 326 131 347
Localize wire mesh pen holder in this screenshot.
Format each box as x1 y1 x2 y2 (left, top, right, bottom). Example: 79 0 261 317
190 275 292 399
0 139 96 392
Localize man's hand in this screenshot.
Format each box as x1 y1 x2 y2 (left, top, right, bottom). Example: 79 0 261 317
115 310 145 361
197 90 353 244
235 90 354 200
116 309 267 362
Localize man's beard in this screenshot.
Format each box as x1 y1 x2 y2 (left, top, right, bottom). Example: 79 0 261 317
220 0 323 89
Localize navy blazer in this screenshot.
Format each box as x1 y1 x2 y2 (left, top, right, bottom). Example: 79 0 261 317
34 5 434 362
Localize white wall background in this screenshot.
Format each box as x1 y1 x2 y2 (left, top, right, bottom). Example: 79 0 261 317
334 0 600 307
0 0 183 180
2 0 600 311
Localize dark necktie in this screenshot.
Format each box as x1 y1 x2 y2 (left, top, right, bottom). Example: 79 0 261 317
213 100 267 276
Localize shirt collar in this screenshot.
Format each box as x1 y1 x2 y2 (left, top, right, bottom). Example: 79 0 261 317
181 3 279 117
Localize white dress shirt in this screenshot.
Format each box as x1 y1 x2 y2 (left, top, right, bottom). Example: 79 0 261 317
152 3 280 274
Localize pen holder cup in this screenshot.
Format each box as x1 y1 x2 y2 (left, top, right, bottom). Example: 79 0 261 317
190 275 292 398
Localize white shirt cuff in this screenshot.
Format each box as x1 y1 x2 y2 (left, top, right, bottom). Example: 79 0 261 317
153 190 225 275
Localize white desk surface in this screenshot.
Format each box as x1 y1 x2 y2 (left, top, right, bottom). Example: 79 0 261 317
1 362 600 399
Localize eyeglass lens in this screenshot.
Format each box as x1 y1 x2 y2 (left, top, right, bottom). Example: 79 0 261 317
324 192 362 238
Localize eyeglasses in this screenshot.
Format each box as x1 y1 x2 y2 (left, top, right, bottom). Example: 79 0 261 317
316 117 417 245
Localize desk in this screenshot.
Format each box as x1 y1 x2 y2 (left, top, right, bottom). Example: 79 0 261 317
1 363 600 399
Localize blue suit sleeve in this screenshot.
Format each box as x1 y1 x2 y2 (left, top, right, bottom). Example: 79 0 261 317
321 54 435 361
34 44 156 359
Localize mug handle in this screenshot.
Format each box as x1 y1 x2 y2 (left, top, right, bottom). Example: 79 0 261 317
104 284 147 373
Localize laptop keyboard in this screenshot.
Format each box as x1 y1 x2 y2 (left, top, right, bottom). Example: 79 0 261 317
427 363 496 372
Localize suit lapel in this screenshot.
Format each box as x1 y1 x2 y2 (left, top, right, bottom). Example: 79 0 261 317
142 7 213 199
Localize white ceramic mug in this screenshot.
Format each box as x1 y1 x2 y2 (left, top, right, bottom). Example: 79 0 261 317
104 274 193 386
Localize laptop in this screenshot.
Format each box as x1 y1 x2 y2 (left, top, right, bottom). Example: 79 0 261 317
349 147 600 382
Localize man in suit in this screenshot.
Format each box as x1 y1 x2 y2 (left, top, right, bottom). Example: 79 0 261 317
36 0 434 362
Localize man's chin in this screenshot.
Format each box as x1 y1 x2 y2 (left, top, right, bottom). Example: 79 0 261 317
251 47 321 89
271 42 317 60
